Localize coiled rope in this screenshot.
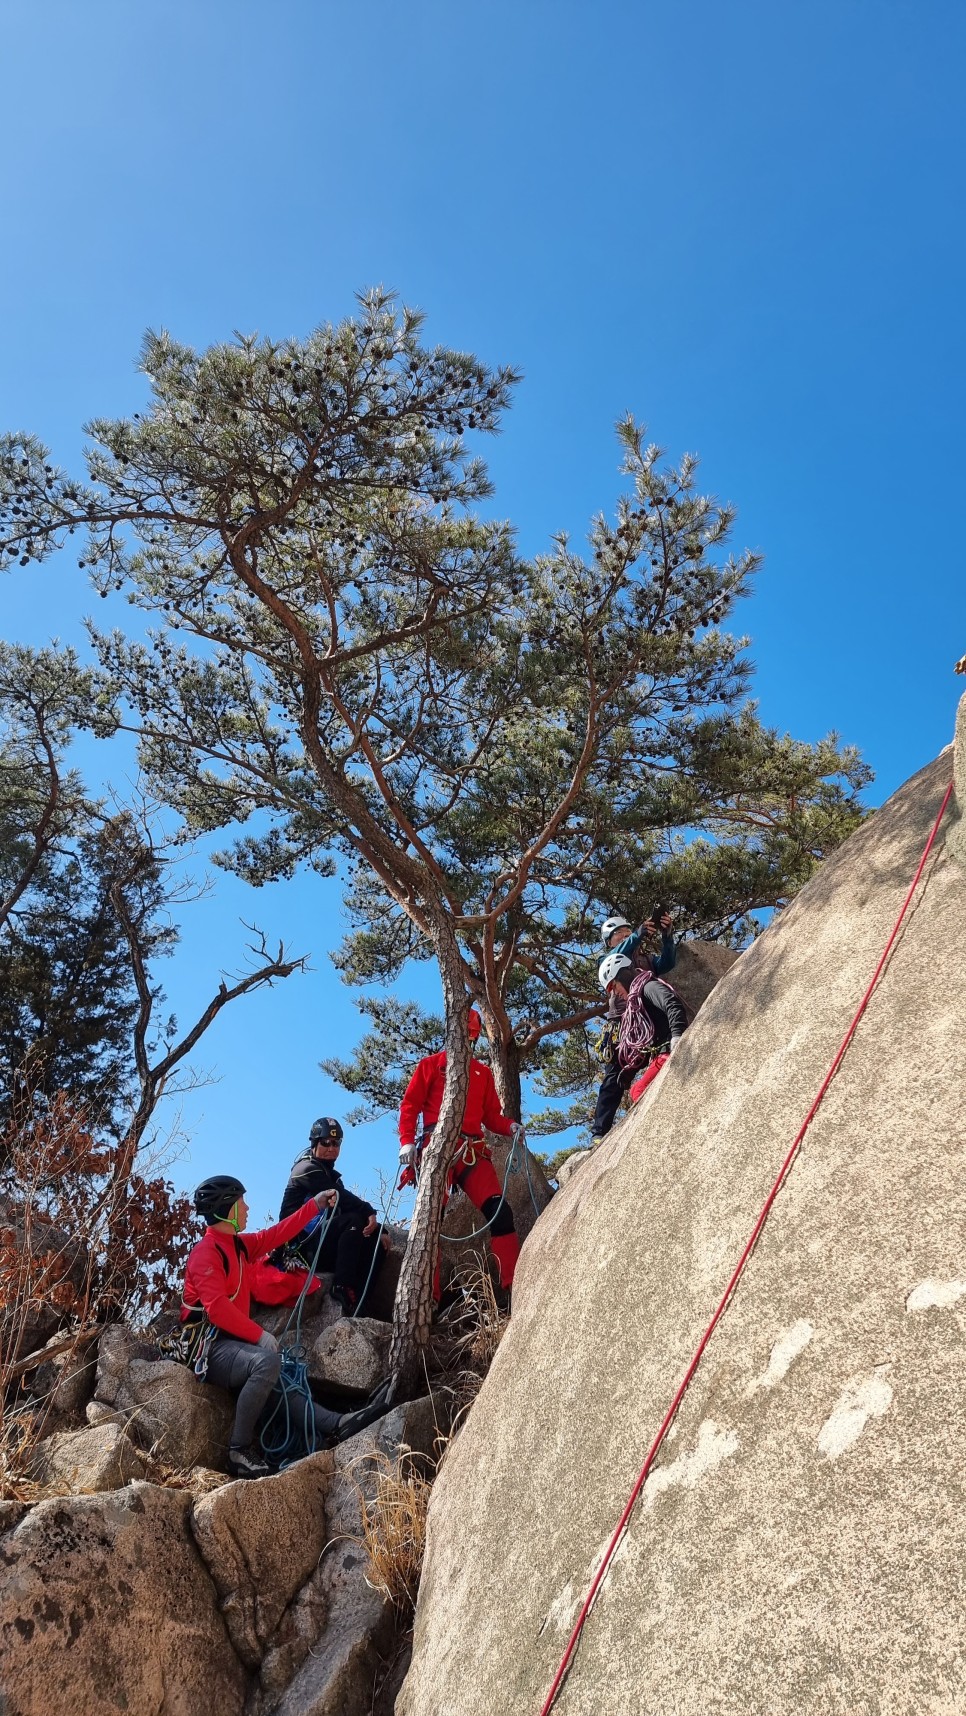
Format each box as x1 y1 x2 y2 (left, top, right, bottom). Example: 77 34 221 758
259 1196 339 1464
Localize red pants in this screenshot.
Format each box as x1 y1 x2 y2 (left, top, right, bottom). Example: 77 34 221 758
433 1152 520 1296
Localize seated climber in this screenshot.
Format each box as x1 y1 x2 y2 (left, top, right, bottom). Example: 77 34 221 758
591 952 689 1141
398 1008 520 1295
600 908 677 977
183 1175 388 1479
275 1117 389 1317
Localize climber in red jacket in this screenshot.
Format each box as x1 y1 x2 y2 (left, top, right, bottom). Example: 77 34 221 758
398 1009 521 1291
182 1176 388 1478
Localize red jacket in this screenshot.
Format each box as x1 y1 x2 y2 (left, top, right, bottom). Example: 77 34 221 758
399 1052 515 1148
181 1201 318 1343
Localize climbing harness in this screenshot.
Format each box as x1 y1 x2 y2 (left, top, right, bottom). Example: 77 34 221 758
537 781 955 1716
431 1125 542 1244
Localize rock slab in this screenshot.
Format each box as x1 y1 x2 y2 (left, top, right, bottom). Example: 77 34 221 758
191 1453 333 1671
399 741 966 1716
0 1481 247 1716
27 1421 145 1494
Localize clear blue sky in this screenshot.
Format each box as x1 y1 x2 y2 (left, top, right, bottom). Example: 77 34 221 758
2 0 963 1222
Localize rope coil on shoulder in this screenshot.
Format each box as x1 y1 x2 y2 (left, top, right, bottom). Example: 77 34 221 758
537 780 954 1716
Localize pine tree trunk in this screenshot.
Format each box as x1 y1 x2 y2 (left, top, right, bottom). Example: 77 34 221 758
488 1034 523 1124
389 915 472 1399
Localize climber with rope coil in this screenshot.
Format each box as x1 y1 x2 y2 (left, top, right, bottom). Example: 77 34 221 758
398 1008 522 1296
591 951 690 1141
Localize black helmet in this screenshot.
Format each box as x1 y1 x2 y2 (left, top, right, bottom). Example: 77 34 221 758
193 1175 246 1224
309 1117 344 1147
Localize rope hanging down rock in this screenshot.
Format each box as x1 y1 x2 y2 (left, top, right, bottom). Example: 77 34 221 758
538 779 955 1716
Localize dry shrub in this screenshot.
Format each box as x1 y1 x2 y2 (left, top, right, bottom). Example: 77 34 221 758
0 1407 49 1503
352 1448 433 1615
427 1257 510 1431
0 1095 196 1498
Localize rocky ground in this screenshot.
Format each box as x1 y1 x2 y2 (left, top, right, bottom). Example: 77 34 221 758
0 1137 557 1716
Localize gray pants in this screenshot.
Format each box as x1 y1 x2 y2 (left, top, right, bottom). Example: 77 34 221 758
204 1336 342 1452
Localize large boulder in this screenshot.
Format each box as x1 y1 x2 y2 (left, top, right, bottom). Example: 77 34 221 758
27 1329 100 1418
309 1317 391 1395
255 1395 439 1716
659 934 740 1012
26 1421 145 1494
0 1482 247 1715
93 1326 233 1469
399 736 966 1716
191 1454 333 1671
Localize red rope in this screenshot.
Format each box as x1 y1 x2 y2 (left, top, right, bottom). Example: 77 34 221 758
538 779 955 1716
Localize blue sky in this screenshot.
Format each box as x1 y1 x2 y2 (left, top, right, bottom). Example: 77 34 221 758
2 0 963 1222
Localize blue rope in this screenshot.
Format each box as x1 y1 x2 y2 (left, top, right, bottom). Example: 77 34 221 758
259 1198 339 1465
350 1168 403 1319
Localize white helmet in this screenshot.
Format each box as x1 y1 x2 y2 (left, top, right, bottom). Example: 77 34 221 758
600 915 632 948
598 952 633 991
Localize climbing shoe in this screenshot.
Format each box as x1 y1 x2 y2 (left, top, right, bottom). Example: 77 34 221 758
228 1446 272 1480
329 1282 358 1317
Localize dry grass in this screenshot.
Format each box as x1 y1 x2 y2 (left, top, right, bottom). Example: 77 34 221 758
0 1406 51 1503
342 1258 510 1636
426 1257 510 1431
352 1447 433 1615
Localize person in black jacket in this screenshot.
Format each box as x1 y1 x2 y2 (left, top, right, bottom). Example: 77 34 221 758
276 1118 388 1315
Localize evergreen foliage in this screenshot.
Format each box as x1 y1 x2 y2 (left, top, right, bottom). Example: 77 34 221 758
0 291 871 1379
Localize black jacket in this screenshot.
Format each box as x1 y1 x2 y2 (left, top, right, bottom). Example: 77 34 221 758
637 978 688 1044
278 1153 376 1226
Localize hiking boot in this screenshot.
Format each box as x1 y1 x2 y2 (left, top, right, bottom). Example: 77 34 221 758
329 1282 358 1317
331 1377 394 1446
228 1446 272 1480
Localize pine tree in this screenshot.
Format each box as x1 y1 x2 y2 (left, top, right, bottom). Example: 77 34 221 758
0 298 869 1387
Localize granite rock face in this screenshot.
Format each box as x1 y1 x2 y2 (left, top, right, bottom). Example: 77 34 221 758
399 738 966 1716
0 1483 247 1716
26 1421 145 1494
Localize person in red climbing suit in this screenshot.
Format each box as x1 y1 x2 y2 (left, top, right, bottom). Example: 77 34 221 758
397 1008 521 1293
